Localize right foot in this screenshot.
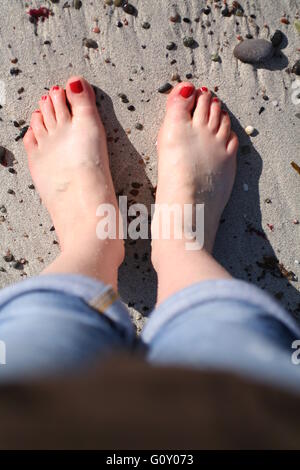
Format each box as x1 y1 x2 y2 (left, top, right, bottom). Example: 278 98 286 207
152 82 239 260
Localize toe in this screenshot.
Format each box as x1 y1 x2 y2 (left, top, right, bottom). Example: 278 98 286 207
227 131 239 155
65 76 97 118
165 82 196 121
49 85 71 124
30 110 47 143
193 87 212 125
23 126 38 154
217 110 231 142
208 97 222 133
39 94 56 133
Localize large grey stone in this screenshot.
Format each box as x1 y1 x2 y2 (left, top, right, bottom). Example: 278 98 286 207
233 39 274 63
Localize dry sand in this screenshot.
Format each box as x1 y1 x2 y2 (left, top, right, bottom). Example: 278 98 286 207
0 0 300 330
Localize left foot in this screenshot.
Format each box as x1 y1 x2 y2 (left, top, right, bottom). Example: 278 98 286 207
23 77 124 285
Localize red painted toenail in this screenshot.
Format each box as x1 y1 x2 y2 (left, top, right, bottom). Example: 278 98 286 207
180 85 194 98
200 86 208 92
70 80 83 94
52 86 60 91
34 110 41 113
212 97 219 103
41 95 47 101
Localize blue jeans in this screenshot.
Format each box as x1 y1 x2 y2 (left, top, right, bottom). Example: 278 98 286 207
0 274 300 392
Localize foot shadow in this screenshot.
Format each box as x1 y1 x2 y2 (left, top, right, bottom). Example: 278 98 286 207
214 107 300 319
93 86 157 316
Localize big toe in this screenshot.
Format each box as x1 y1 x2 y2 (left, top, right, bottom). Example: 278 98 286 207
165 82 196 122
66 76 97 118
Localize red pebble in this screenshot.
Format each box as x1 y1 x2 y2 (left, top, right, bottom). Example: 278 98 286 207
28 7 50 21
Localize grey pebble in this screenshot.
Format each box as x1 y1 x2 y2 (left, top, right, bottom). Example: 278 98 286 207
82 38 98 49
158 83 173 94
233 39 274 63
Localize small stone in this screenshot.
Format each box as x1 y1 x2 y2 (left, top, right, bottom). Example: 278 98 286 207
221 6 230 17
183 36 195 48
74 0 82 9
82 38 98 49
203 6 211 15
135 123 143 130
233 39 274 63
113 0 123 6
123 2 136 15
127 105 135 111
271 30 284 48
142 22 150 29
170 13 180 23
93 26 100 33
292 60 300 75
116 21 123 27
245 34 253 39
118 93 129 103
295 260 300 265
166 42 176 51
10 67 21 76
293 219 299 225
0 267 6 273
280 17 290 25
7 189 15 195
264 198 272 204
171 73 181 82
0 146 6 165
13 261 23 271
245 125 255 136
158 83 173 94
3 250 14 263
28 184 35 190
211 52 220 62
0 206 7 213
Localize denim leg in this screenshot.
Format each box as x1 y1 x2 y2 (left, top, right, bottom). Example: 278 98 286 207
141 280 300 392
0 274 135 381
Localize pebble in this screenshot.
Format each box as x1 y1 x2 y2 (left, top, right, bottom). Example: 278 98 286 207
233 39 274 63
123 2 136 15
211 52 220 62
0 146 5 164
118 93 129 103
158 82 173 94
83 38 98 49
135 123 143 130
292 60 300 75
93 26 100 34
245 125 255 136
142 22 150 29
280 17 290 25
3 250 14 263
183 36 196 48
114 0 123 5
74 0 82 9
293 219 299 225
166 42 176 51
271 30 284 48
170 13 180 23
295 260 300 265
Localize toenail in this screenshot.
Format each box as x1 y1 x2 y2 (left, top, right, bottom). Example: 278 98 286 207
212 97 219 103
52 86 60 91
70 80 83 94
179 85 194 99
41 95 47 101
200 86 208 92
34 110 41 113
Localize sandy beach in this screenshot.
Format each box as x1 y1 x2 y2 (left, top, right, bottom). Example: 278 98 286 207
0 0 300 329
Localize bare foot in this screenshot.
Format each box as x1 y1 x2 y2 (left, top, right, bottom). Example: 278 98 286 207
152 82 239 302
23 76 123 288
